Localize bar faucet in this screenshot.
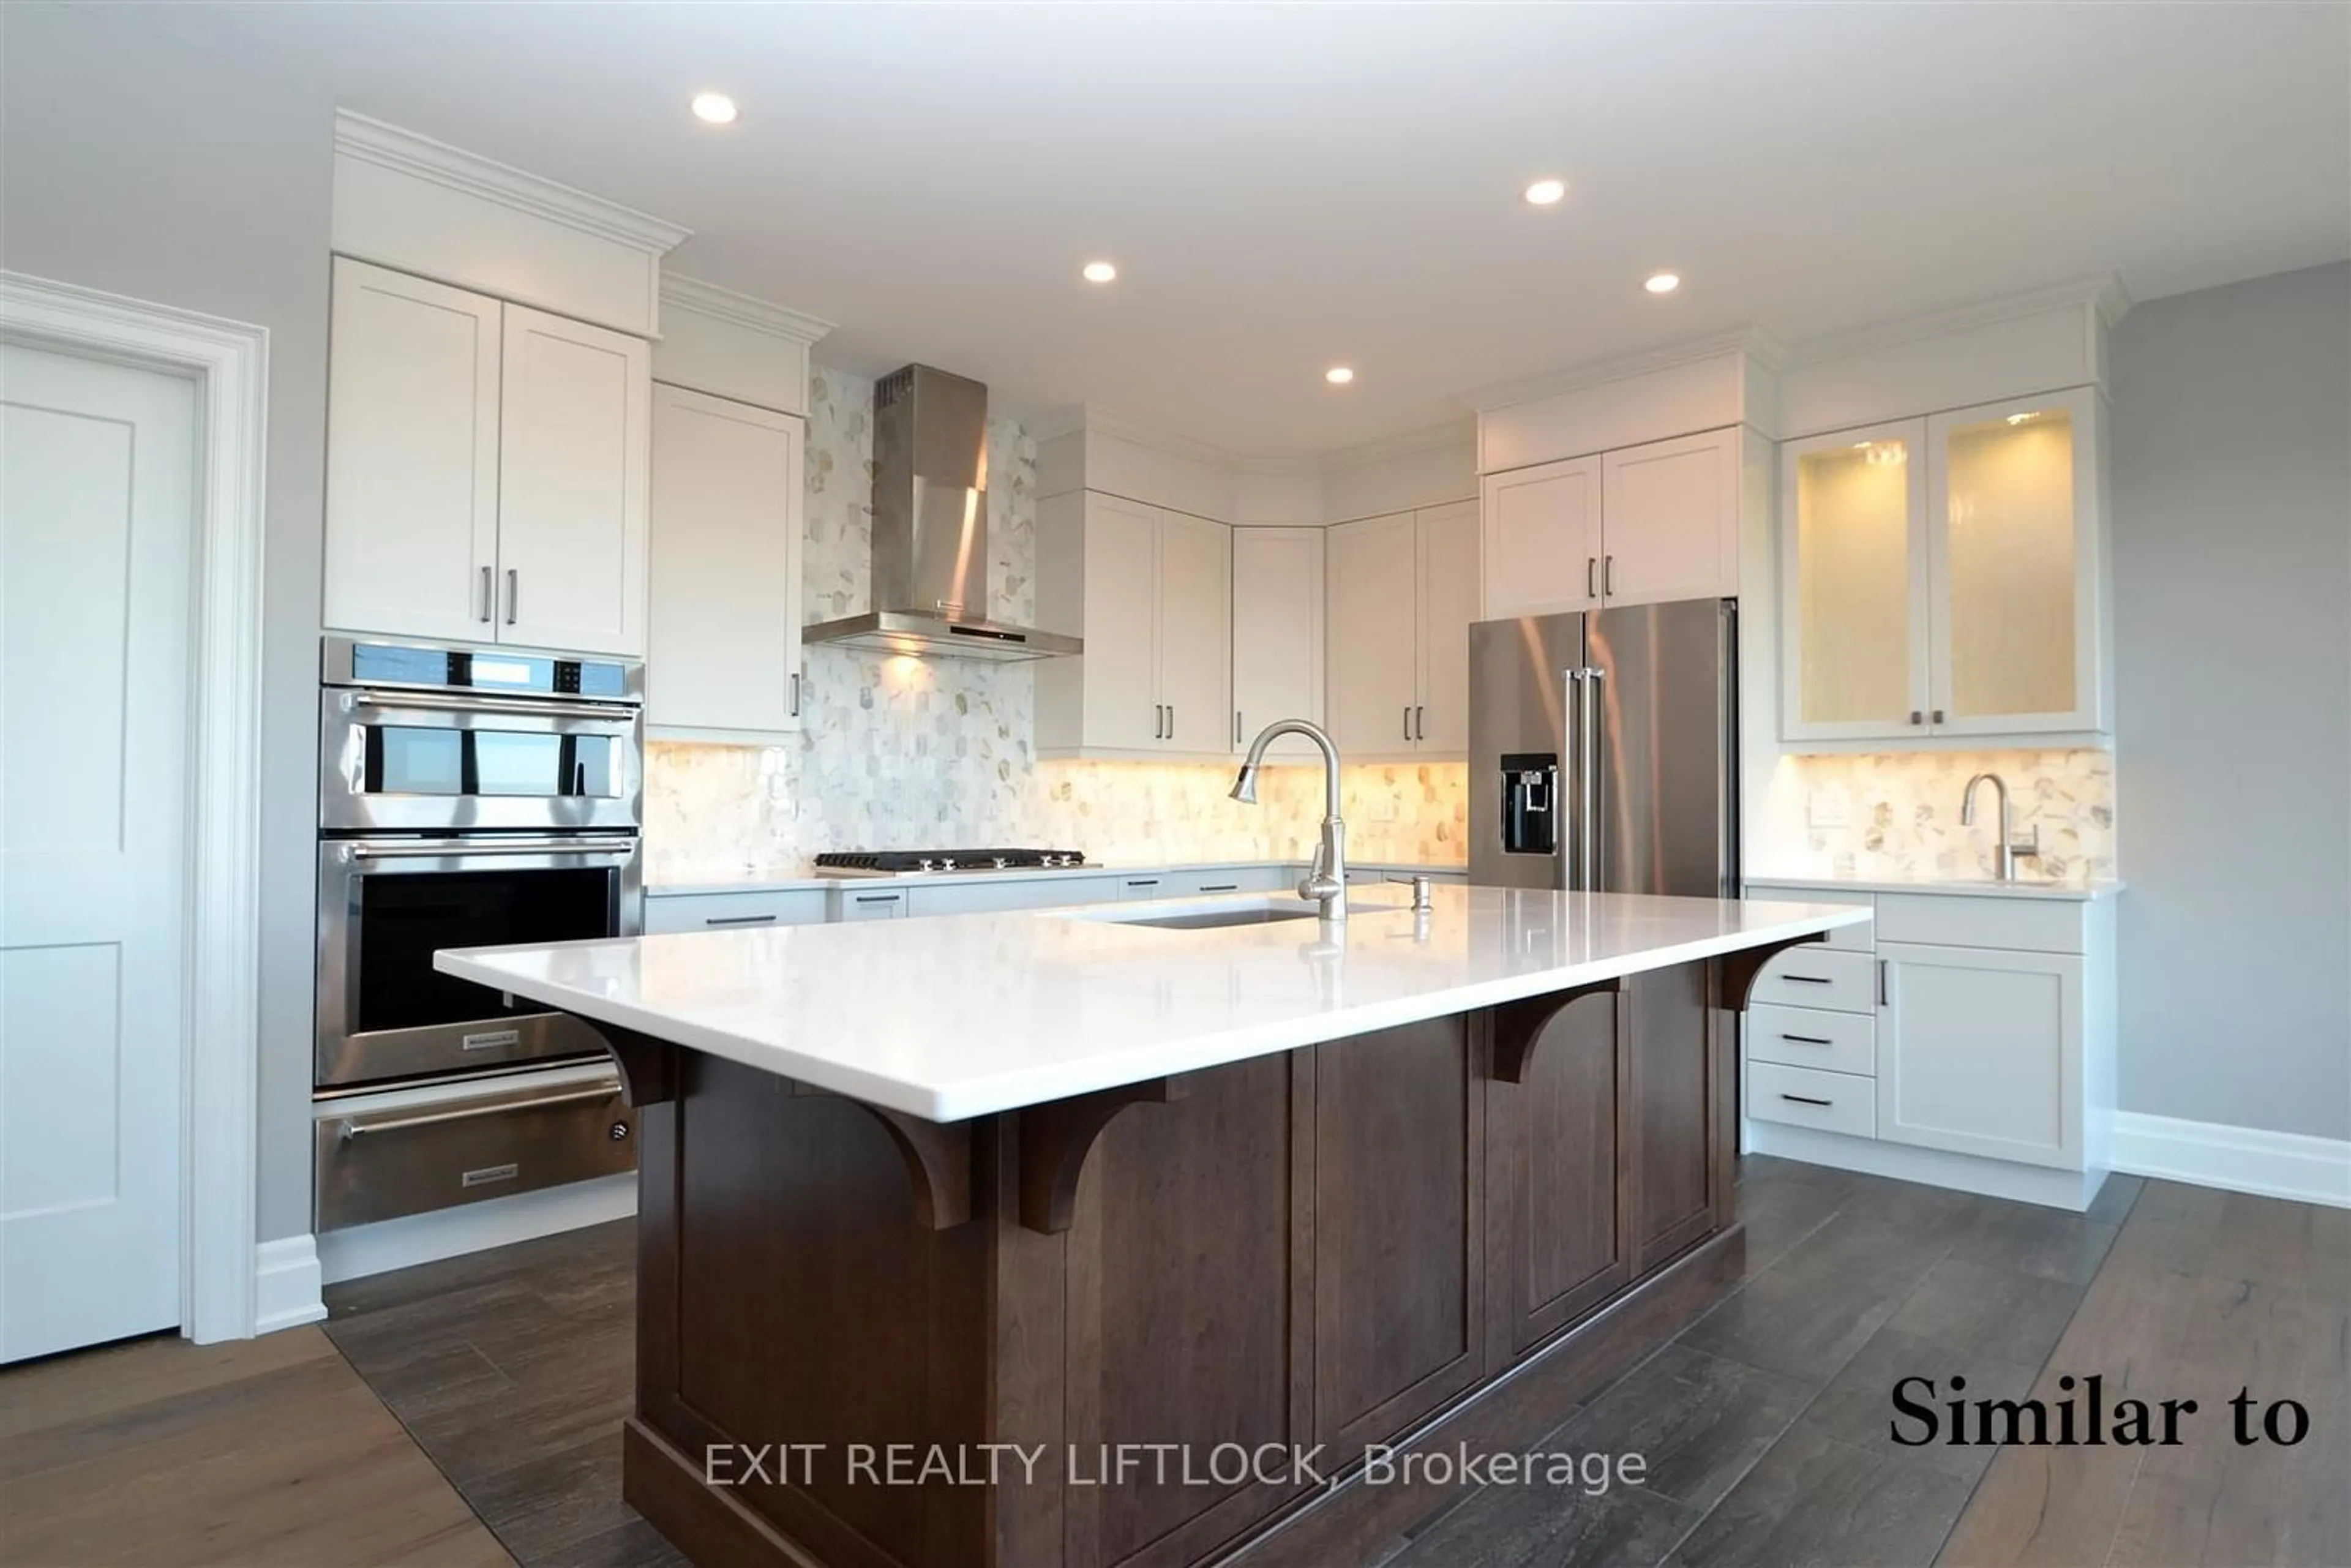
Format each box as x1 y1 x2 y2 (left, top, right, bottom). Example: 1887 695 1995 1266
1231 719 1347 921
1960 772 2041 881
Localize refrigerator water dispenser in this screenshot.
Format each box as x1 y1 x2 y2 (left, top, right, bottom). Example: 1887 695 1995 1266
1498 752 1559 856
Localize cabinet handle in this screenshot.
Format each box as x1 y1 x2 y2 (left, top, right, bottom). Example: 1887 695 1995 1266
1152 705 1163 740
854 894 900 905
1586 556 1598 599
505 568 519 626
1127 879 1159 889
1199 883 1238 893
1878 959 1888 1006
1234 710 1242 746
1415 705 1425 741
703 913 778 926
790 672 801 718
1930 708 1946 725
1782 973 1832 985
1779 1032 1834 1045
1168 704 1175 741
479 565 493 623
1779 1092 1834 1108
1604 555 1616 596
1403 705 1412 741
1908 710 1923 726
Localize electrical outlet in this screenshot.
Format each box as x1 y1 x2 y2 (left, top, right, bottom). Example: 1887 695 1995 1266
1807 787 1850 829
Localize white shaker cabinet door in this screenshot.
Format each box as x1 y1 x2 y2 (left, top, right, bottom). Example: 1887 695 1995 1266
1231 526 1325 757
496 303 652 656
1599 428 1740 606
323 258 503 642
1154 510 1232 754
1480 456 1600 620
1081 493 1165 751
1324 511 1420 756
648 384 804 736
1414 499 1480 755
1877 942 2083 1169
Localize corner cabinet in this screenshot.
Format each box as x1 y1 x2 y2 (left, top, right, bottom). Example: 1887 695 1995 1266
1035 490 1232 759
1780 386 2109 744
1231 527 1325 757
324 257 652 657
1479 428 1742 620
1326 499 1479 759
647 384 804 738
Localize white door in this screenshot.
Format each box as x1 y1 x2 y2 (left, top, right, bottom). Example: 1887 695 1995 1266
1480 457 1600 619
2 344 195 1360
1779 418 1933 742
1600 429 1740 606
1324 511 1419 756
1153 511 1231 754
1877 942 2083 1169
647 384 804 737
1231 527 1324 759
1081 493 1163 751
321 258 502 642
1413 500 1480 755
497 303 651 656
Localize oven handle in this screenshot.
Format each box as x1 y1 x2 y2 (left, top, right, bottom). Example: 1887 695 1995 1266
345 838 639 861
350 688 640 724
337 1081 622 1139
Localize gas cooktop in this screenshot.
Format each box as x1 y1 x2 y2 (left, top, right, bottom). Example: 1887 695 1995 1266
812 849 1093 877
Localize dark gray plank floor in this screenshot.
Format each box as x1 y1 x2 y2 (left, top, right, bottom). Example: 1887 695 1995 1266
318 1159 2342 1568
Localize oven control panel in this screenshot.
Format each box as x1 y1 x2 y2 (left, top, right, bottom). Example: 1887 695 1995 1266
338 639 637 702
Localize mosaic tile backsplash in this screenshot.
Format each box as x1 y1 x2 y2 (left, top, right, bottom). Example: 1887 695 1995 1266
643 365 1468 882
1753 748 2117 883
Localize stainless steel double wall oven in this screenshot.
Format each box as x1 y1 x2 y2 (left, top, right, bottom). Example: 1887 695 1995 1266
313 637 643 1231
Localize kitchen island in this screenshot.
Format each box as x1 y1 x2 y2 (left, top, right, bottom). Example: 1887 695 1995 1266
440 886 1868 1568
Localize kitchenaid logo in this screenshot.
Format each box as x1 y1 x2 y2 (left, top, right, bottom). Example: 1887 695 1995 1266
703 1442 1649 1495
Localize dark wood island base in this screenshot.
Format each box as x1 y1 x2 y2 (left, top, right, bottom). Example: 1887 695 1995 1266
593 948 1804 1568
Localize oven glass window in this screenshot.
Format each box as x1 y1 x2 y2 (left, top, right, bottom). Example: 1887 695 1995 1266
355 867 615 1032
364 728 620 797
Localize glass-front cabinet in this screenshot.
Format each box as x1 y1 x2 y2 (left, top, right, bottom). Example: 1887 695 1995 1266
1781 385 2107 743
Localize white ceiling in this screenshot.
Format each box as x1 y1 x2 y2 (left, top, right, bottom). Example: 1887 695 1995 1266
133 1 2349 455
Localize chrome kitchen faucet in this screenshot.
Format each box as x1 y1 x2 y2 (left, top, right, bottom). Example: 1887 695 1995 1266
1231 719 1347 921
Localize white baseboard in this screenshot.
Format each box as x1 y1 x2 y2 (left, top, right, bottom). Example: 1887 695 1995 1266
1744 1120 2107 1212
2109 1112 2351 1209
317 1174 637 1286
253 1234 328 1334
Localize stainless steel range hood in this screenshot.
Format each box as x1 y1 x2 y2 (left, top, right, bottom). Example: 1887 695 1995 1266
803 364 1081 662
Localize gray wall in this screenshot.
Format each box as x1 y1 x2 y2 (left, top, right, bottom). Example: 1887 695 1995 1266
2110 261 2351 1141
1 2 333 1240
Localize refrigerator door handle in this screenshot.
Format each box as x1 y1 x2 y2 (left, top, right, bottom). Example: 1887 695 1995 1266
1580 665 1604 893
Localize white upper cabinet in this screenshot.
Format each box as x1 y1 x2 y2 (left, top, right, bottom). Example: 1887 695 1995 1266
1326 503 1479 759
648 384 804 738
1479 427 1741 620
323 259 503 642
1480 457 1599 618
495 305 651 656
1036 491 1231 758
1782 386 2108 743
323 258 654 657
1414 499 1480 754
1231 527 1324 756
1599 429 1741 607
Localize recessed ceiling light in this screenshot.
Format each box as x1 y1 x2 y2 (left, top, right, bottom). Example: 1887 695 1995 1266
1523 178 1567 206
1644 272 1682 295
1081 261 1118 284
690 92 738 126
1325 366 1355 386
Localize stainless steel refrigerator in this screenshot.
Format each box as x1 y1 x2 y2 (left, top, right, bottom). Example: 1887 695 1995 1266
1468 598 1738 898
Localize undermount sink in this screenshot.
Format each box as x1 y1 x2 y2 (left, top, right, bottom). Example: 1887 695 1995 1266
1074 896 1404 931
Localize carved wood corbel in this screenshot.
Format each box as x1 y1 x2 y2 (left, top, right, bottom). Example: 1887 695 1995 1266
1489 979 1621 1084
1017 1076 1190 1234
787 1080 974 1230
1715 933 1829 1013
593 1021 680 1106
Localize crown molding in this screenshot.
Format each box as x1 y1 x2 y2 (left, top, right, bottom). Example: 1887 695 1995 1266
1022 405 1089 445
1068 405 1251 469
1317 418 1478 473
334 110 691 256
1784 273 2132 366
1463 324 1785 414
660 275 834 348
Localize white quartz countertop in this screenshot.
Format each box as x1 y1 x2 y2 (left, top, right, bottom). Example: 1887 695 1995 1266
645 858 1466 897
438 887 1869 1122
1742 871 2124 901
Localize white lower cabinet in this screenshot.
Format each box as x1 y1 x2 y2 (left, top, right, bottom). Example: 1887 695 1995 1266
904 877 1118 918
834 888 910 921
1877 942 2082 1169
1747 1060 1875 1140
644 890 827 934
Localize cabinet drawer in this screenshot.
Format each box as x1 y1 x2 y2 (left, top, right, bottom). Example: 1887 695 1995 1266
1874 893 2084 953
316 1072 634 1231
1747 1003 1875 1077
835 888 910 921
1745 947 1875 1015
644 889 827 933
1747 1060 1875 1139
1168 867 1291 896
1742 885 1875 951
905 876 1117 918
